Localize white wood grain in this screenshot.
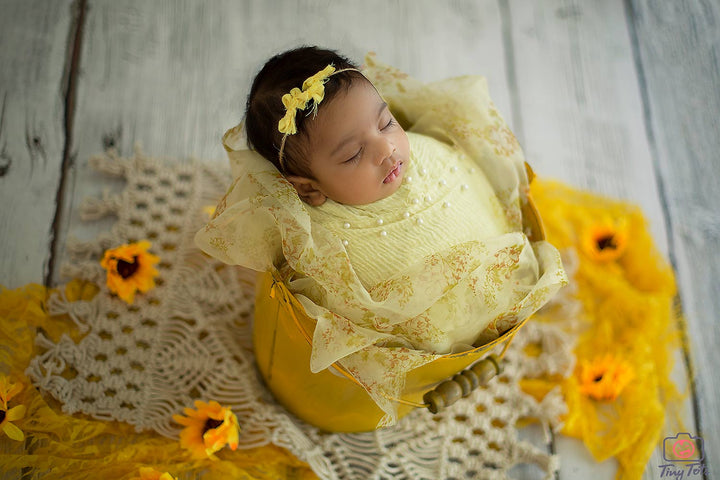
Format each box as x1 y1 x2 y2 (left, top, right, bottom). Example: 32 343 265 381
0 0 73 288
630 0 720 477
506 1 697 479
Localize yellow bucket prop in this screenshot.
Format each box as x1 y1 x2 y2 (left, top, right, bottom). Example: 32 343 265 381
253 165 545 433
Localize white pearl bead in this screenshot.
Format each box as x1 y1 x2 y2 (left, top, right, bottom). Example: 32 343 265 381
403 211 410 218
439 179 446 186
405 176 413 184
425 195 433 202
420 167 427 175
461 184 469 191
412 198 419 205
343 222 351 229
443 201 451 208
450 166 458 173
376 218 384 225
342 239 349 246
416 217 424 225
380 230 387 237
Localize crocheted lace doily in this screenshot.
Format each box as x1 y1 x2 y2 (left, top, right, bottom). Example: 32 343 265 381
26 149 575 480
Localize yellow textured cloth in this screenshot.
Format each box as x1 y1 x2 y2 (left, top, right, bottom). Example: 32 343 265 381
194 55 567 425
0 282 316 480
308 132 509 290
527 180 684 480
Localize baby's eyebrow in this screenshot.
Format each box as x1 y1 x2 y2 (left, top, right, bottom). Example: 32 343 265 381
330 102 389 159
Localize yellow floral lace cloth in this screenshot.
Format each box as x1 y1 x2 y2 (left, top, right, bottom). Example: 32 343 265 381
195 55 568 425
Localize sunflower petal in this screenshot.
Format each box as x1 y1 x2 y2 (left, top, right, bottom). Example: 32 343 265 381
6 404 26 421
2 421 24 441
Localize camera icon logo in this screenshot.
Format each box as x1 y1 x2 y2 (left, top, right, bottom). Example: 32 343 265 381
663 433 704 462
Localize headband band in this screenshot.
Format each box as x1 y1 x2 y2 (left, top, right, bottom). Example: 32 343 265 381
277 65 360 172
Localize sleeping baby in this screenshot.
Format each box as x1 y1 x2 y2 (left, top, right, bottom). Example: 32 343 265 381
195 46 567 426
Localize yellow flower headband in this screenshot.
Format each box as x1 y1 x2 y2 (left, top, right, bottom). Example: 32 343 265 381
277 64 359 171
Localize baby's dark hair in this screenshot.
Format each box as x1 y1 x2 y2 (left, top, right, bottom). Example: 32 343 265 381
244 46 363 177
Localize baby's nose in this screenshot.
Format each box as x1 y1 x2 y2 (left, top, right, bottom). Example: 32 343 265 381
375 139 395 165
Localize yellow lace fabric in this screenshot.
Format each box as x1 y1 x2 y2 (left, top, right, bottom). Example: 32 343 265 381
528 180 684 480
194 55 567 426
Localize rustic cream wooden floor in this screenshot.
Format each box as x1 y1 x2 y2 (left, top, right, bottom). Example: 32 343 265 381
1 1 717 479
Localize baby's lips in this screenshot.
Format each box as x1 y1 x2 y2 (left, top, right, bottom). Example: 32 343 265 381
383 161 402 183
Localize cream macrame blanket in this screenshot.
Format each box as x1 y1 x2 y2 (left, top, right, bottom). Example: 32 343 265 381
26 148 576 479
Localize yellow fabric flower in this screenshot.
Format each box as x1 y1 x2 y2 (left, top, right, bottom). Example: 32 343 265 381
582 217 628 262
100 241 160 304
302 64 336 104
130 467 178 480
172 400 240 460
0 375 26 442
277 65 336 135
578 354 634 401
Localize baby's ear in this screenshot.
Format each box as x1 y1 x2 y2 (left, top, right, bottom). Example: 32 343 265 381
286 175 327 206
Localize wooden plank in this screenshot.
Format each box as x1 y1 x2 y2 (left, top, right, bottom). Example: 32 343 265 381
506 1 698 478
0 0 74 288
629 1 720 478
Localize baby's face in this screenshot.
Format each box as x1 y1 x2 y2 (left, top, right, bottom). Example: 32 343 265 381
295 79 410 206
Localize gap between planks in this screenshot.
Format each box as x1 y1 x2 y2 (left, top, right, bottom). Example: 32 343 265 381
45 0 87 288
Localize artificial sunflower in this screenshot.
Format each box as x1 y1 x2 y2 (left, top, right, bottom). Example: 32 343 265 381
172 400 240 460
579 354 635 401
581 217 628 262
100 241 160 304
0 375 26 441
129 467 178 480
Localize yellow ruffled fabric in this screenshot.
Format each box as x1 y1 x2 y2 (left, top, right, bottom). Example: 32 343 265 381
528 179 684 480
0 281 316 480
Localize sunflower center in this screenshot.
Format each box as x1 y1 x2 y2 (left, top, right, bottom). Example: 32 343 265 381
0 410 5 423
596 235 617 251
116 256 140 278
202 418 224 435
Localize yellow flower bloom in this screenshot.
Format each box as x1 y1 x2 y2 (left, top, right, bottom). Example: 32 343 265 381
579 354 635 401
130 467 178 480
172 400 240 460
582 217 628 262
0 375 26 441
100 241 160 304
